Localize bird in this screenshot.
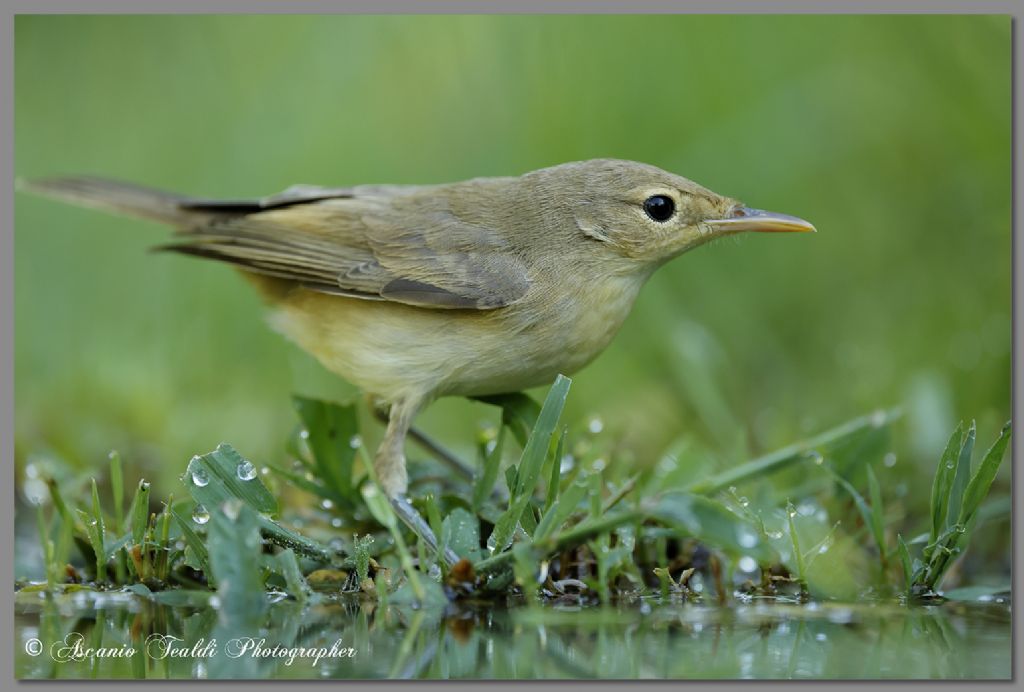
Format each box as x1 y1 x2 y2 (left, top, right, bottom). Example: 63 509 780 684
21 158 814 560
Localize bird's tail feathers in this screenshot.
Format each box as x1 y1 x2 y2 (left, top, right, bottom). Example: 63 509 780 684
18 176 197 227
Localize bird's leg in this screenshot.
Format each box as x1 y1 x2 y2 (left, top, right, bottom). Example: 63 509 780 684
371 402 476 482
374 396 460 568
370 398 509 504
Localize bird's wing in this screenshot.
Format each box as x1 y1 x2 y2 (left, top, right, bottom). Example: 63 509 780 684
159 187 531 310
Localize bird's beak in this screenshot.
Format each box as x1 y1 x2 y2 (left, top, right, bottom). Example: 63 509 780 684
705 206 817 234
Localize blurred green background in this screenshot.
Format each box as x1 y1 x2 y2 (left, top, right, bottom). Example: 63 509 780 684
14 15 1010 563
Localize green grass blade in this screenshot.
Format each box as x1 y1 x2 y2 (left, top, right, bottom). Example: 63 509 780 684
487 375 571 554
128 479 151 546
929 421 964 544
275 548 311 603
534 474 589 543
361 483 424 602
184 443 332 562
650 491 776 563
866 465 886 562
897 533 913 594
207 499 267 620
184 443 277 515
946 420 975 531
786 501 807 590
292 396 360 507
89 478 107 582
544 427 566 514
169 504 211 577
109 451 124 534
472 424 506 511
957 421 1011 526
686 409 900 495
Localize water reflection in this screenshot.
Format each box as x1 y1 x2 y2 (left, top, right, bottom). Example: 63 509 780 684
15 591 1010 679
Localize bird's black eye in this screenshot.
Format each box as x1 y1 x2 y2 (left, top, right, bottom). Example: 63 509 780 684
643 195 675 222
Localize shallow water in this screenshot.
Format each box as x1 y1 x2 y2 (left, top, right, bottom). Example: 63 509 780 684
14 589 1010 680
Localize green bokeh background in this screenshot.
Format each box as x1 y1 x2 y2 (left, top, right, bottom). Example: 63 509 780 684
15 15 1010 548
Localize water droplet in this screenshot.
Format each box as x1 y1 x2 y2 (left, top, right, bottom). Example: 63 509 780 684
815 632 828 642
189 459 209 487
321 498 334 510
140 480 151 491
559 454 575 473
870 410 887 428
485 439 498 456
766 530 784 540
806 451 824 465
946 461 956 470
883 452 897 468
738 496 750 508
174 540 186 551
788 507 798 518
260 466 270 476
24 463 39 479
330 517 343 528
955 524 967 534
737 527 758 548
299 429 310 440
592 458 606 472
587 417 604 434
236 460 256 481
208 595 221 609
192 504 210 524
428 564 442 580
348 434 362 449
738 556 758 573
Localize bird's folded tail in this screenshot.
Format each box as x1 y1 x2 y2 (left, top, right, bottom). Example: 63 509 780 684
18 176 202 227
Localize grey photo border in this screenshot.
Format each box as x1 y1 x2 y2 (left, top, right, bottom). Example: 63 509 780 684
1 1 1019 689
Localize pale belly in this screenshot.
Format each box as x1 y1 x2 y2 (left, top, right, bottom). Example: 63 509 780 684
259 273 644 403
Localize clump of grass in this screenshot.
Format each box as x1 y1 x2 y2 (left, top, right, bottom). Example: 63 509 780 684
21 375 1011 609
901 421 1011 600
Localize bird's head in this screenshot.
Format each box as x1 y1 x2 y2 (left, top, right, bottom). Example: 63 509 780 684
525 158 815 272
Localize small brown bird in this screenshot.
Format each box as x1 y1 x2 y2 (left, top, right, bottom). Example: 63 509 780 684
23 159 813 553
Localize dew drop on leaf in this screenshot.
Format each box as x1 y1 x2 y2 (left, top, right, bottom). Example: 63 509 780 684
236 460 256 481
192 504 210 524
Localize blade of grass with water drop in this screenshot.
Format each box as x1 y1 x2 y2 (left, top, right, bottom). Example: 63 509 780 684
957 421 1011 526
786 501 808 592
128 479 151 546
293 396 360 508
686 409 899 495
946 421 975 532
185 444 332 562
169 504 210 576
929 422 964 545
